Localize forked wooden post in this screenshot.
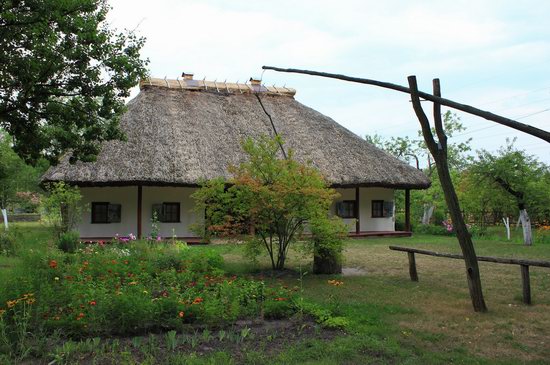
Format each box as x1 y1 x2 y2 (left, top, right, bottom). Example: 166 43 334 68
521 265 531 305
408 252 418 281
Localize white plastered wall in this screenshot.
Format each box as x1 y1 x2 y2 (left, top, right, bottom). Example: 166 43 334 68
141 186 202 238
78 186 138 238
333 187 395 232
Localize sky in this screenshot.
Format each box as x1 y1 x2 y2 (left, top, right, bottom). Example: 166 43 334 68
108 0 550 166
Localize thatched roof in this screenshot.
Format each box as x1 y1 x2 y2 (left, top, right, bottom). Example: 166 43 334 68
43 77 430 189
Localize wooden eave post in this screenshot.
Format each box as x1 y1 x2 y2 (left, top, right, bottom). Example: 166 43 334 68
355 186 360 234
137 185 142 239
405 189 411 232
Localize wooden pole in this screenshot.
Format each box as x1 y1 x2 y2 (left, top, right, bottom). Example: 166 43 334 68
355 187 360 234
521 265 531 305
405 189 411 232
408 252 418 281
262 66 550 143
408 76 487 312
137 185 142 239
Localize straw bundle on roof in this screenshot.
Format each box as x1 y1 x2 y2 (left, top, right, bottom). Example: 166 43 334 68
43 77 430 189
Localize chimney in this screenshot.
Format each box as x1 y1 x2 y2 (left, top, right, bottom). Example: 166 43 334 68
249 77 261 86
182 72 194 80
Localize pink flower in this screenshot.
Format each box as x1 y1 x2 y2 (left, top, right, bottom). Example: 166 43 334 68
156 236 162 241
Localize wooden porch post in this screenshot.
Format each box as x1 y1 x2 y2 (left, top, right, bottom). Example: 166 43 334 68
405 189 411 232
137 185 142 239
355 187 360 234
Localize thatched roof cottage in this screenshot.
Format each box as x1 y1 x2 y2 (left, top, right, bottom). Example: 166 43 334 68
43 74 429 240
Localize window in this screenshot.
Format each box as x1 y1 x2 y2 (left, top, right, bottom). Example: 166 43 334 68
372 200 393 218
152 202 181 223
336 200 356 219
163 202 180 223
92 202 121 223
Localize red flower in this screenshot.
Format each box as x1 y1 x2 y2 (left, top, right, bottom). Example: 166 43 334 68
49 260 57 269
89 300 97 306
178 311 185 318
274 297 287 301
192 297 203 305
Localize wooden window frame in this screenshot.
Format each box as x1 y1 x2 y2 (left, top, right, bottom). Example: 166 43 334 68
91 202 109 224
92 202 121 224
372 200 384 218
336 200 357 219
161 202 180 223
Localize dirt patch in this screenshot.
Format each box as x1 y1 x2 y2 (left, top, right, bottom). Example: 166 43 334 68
30 317 343 364
342 267 367 276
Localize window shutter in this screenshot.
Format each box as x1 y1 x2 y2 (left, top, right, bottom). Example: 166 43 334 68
383 201 394 217
152 204 164 222
108 204 121 223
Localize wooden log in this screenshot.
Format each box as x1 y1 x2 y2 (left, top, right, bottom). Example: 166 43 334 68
262 66 550 143
389 246 550 268
408 252 418 282
521 265 531 305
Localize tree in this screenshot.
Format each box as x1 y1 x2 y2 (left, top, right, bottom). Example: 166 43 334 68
192 135 340 271
0 0 148 164
41 181 83 238
0 130 48 211
367 111 472 225
470 139 550 245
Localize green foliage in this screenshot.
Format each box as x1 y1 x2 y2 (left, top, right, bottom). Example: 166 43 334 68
0 241 296 342
296 301 349 330
413 224 452 236
41 182 83 238
193 135 339 270
0 131 48 211
0 229 20 256
0 0 149 164
57 231 80 253
469 139 550 222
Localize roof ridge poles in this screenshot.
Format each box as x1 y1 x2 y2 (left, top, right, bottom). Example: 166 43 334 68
262 66 550 143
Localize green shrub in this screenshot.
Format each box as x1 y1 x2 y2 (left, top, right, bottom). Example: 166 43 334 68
264 299 294 319
57 231 80 253
0 230 19 256
413 224 452 236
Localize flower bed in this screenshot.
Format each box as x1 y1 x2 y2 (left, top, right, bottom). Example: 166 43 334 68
0 241 295 347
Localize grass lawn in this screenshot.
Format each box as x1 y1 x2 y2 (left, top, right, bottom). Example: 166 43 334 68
2 223 550 364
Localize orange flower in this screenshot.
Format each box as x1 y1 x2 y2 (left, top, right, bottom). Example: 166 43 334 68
178 311 185 318
274 297 287 301
192 297 203 305
49 260 58 269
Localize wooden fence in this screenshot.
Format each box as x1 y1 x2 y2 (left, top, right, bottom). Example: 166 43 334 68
389 245 550 305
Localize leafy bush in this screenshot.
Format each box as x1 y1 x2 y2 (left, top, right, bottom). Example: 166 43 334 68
0 230 19 256
57 231 80 253
264 298 294 319
413 224 453 236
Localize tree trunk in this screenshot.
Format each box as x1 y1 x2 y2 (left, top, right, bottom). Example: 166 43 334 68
422 204 434 225
502 217 510 240
519 209 532 246
1 208 8 231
